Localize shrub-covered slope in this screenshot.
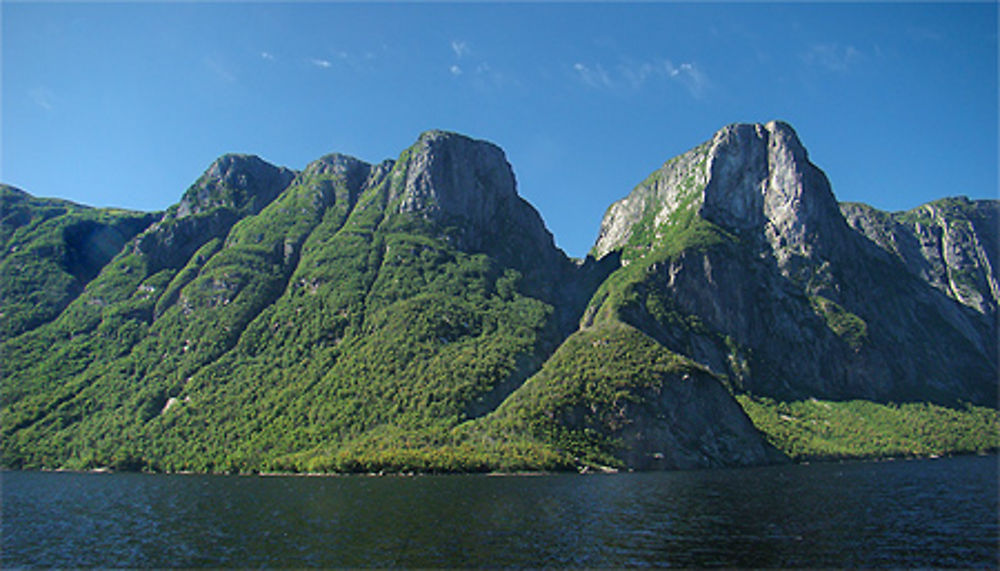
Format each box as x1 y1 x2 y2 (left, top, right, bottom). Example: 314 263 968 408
2 123 997 473
1 132 614 472
473 321 786 470
0 185 159 339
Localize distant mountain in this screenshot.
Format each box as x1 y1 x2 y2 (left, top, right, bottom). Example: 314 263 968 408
2 123 996 473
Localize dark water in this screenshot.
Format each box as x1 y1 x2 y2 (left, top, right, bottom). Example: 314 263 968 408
3 455 998 568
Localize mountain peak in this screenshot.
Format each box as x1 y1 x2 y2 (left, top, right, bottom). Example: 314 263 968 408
395 130 517 219
593 120 847 264
176 154 296 219
701 120 846 260
702 121 816 225
301 153 371 179
390 130 518 232
3 124 998 476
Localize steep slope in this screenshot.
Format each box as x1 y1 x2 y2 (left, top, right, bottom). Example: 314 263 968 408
841 197 999 316
2 123 996 474
0 185 158 339
1 131 615 473
588 121 996 406
471 321 784 470
2 155 296 442
139 132 584 472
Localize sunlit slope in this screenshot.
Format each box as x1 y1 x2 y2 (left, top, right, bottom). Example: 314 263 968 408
2 122 997 473
2 132 597 472
0 185 159 339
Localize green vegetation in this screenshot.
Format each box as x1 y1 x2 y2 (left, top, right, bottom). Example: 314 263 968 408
0 142 570 474
0 185 157 339
2 136 997 475
475 322 712 469
809 295 868 349
268 424 570 474
585 181 736 326
737 395 1000 460
894 196 981 227
576 147 749 397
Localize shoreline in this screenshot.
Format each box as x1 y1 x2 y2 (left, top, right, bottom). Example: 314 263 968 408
9 449 994 478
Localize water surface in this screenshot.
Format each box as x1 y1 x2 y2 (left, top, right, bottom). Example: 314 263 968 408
3 455 997 567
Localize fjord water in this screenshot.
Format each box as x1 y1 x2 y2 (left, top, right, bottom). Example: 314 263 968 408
3 455 997 568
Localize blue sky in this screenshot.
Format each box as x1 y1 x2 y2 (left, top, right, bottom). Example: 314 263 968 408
3 2 997 258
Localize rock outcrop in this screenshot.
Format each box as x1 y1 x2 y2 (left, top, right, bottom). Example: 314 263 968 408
1 123 996 475
595 121 852 275
389 130 608 337
175 154 296 219
590 121 997 407
391 131 564 272
842 197 999 316
131 154 297 275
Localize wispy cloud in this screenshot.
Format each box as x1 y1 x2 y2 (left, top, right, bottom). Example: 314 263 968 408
573 62 613 88
448 39 469 78
260 51 275 61
801 43 863 73
28 87 55 111
451 40 470 59
306 49 381 73
572 58 709 98
203 56 237 83
446 39 515 89
668 62 709 98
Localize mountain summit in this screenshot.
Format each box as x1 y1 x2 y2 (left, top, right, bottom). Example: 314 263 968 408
595 121 848 266
394 131 518 230
588 121 996 406
2 123 997 473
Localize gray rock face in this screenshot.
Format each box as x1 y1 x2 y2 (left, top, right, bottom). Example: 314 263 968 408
842 198 999 316
297 154 377 211
702 121 850 273
391 130 559 264
593 141 711 259
301 153 371 180
396 131 515 225
388 131 604 329
175 154 296 219
137 154 296 273
616 368 785 470
595 121 850 276
593 121 998 406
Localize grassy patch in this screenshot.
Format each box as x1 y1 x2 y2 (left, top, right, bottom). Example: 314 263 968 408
737 394 1000 460
809 295 868 349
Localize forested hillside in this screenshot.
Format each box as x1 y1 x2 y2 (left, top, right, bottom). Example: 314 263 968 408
2 123 997 473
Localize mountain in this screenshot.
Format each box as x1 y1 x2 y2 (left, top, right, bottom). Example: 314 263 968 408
2 123 997 473
0 186 159 339
589 121 996 406
841 197 998 316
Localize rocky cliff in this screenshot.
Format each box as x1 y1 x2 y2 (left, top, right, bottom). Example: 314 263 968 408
842 197 999 316
589 121 996 406
1 123 996 474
